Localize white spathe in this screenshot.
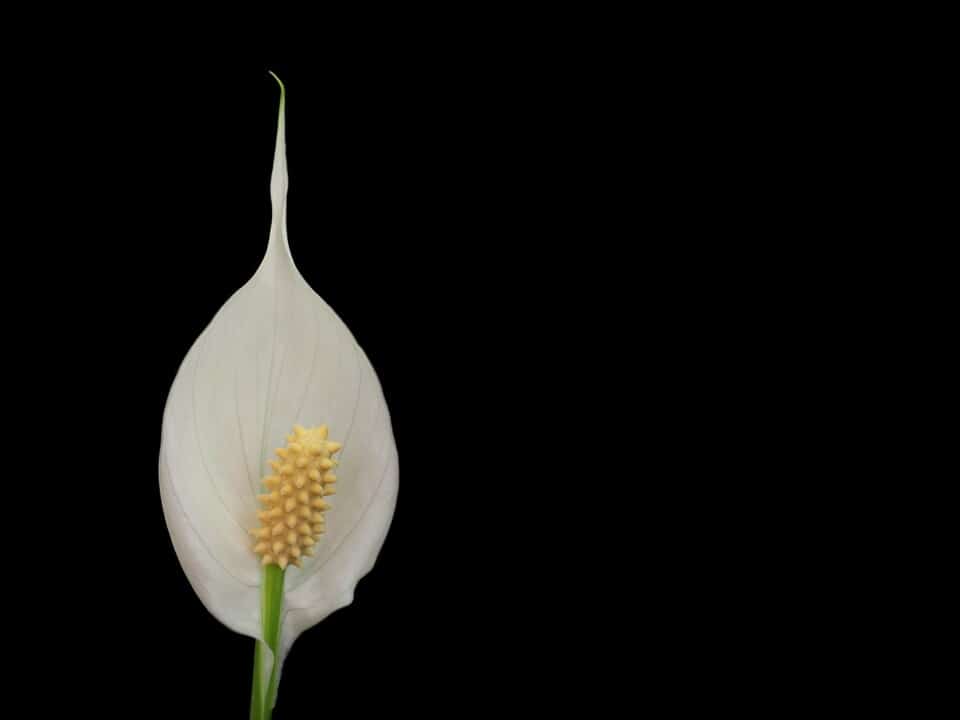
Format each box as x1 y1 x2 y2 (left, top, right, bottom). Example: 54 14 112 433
158 83 398 676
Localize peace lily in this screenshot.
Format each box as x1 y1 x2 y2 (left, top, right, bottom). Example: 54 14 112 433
159 73 398 719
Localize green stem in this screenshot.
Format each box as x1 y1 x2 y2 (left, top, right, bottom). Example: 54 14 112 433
250 564 285 720
250 645 261 720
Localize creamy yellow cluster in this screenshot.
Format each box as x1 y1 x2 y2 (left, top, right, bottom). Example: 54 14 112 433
250 424 341 569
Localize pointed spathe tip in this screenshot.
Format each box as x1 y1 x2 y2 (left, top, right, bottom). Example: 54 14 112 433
268 70 286 96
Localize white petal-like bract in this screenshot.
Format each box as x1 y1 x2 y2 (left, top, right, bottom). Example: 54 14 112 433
159 79 398 673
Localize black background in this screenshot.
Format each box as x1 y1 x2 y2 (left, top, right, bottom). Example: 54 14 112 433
6 56 598 716
0 25 900 717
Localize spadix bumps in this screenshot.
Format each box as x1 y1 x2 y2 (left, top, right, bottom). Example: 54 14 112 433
250 424 341 569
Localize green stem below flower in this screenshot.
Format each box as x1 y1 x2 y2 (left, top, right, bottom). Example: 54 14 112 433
250 564 285 720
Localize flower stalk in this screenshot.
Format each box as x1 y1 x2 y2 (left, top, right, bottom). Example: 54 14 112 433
251 564 285 720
